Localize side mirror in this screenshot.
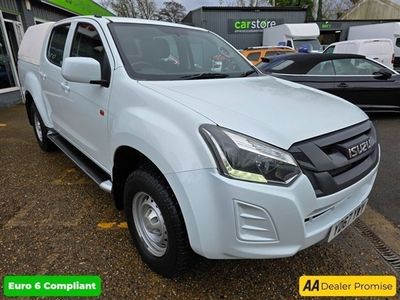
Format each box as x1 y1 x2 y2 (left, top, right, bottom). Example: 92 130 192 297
373 68 392 80
62 57 108 86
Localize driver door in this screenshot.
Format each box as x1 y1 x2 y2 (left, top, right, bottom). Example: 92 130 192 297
332 58 399 110
60 20 113 171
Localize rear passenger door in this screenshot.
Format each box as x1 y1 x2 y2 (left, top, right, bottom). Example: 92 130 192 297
60 20 113 171
40 22 71 130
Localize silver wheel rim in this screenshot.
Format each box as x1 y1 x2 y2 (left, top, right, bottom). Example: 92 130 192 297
132 192 168 257
34 112 43 142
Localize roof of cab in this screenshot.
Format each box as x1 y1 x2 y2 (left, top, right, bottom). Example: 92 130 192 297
56 15 207 31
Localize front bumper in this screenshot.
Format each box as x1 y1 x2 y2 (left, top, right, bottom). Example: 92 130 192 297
166 155 379 259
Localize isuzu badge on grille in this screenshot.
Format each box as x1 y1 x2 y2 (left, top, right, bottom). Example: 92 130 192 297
347 138 372 159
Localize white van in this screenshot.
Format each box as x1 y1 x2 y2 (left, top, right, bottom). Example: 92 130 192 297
263 23 321 52
348 22 400 68
324 39 394 69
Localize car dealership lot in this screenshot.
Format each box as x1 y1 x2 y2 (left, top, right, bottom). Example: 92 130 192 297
0 105 399 299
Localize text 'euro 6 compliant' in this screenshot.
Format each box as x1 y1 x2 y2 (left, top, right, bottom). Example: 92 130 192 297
3 275 101 297
299 275 397 297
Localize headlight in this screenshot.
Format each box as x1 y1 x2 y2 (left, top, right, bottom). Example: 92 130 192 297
200 124 301 185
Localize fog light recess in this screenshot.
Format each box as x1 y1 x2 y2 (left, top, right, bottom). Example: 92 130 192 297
234 200 278 242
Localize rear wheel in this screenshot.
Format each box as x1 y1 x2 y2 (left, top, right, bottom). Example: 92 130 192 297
31 103 55 152
124 167 193 278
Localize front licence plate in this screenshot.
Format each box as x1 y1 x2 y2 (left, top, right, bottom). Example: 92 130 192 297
328 200 367 242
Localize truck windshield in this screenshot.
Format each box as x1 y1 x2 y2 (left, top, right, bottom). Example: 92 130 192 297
109 23 256 80
293 39 322 52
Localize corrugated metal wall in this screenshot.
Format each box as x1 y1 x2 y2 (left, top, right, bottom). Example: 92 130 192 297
32 1 73 22
0 0 19 14
191 8 203 29
191 9 307 49
317 20 400 42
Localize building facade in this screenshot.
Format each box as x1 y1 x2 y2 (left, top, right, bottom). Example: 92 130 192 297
182 6 307 50
341 0 400 20
0 0 112 107
183 6 400 50
316 19 400 46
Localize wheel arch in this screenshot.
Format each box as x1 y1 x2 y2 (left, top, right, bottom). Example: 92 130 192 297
22 72 52 128
112 145 174 210
112 144 202 256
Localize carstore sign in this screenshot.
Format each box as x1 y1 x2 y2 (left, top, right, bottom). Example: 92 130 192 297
228 18 283 33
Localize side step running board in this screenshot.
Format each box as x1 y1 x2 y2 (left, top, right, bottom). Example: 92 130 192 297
47 132 112 193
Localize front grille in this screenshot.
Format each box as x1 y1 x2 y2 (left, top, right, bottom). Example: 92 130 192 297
289 120 379 197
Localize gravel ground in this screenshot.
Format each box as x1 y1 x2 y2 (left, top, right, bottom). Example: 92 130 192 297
0 104 399 299
368 114 400 228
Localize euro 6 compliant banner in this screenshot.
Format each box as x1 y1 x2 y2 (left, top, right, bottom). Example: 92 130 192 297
228 18 283 33
3 275 101 297
299 275 397 297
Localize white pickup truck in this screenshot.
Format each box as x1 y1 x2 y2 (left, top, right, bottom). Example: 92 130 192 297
18 16 379 278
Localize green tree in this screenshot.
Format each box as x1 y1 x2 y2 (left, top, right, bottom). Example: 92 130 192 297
110 0 138 17
101 0 158 19
157 1 186 23
136 0 157 19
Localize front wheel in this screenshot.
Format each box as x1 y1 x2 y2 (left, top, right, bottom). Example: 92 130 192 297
124 168 193 278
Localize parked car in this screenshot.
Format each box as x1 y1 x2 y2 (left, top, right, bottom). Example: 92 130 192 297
324 39 395 69
257 53 400 112
18 17 379 278
241 46 295 65
348 22 400 69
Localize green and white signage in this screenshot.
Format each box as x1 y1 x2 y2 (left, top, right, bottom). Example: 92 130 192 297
228 18 283 33
43 0 113 16
3 275 102 297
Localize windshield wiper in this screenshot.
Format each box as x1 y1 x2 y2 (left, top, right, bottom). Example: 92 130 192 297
180 72 229 80
240 69 257 77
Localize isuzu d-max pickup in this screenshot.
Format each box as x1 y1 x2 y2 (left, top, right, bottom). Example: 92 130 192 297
18 16 380 277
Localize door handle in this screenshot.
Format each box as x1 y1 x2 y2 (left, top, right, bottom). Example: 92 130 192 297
337 82 348 88
39 72 46 80
60 82 70 92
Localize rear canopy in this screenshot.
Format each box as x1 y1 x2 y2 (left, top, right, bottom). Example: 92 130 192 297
18 22 54 66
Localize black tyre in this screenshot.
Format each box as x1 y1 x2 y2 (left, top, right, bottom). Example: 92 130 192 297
30 103 55 152
124 167 193 278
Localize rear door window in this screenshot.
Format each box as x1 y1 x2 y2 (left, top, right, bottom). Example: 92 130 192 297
396 38 400 48
47 24 70 67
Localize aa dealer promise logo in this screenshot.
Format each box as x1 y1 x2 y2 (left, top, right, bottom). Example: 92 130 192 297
299 275 397 297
